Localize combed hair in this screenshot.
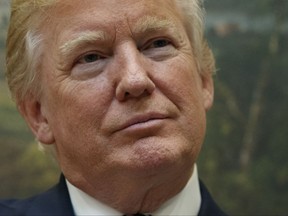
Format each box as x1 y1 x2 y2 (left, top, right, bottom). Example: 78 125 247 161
175 0 215 76
6 0 56 102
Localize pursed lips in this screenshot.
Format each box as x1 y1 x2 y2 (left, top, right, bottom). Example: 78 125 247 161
116 112 169 132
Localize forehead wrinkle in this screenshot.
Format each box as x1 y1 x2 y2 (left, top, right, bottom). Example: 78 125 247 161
59 31 109 57
132 16 177 35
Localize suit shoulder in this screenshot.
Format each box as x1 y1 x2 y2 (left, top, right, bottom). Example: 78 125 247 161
0 175 74 216
0 197 36 216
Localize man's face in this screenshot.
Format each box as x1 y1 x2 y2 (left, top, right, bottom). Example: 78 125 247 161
33 0 213 211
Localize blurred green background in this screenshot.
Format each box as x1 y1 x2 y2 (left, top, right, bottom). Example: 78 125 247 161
1 0 287 215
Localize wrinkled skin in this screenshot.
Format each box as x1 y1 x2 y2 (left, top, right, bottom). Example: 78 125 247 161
21 0 214 213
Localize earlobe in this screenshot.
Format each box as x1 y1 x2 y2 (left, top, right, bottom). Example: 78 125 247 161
18 95 55 145
201 73 214 111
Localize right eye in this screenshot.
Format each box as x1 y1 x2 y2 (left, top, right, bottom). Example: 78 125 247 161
77 52 103 64
70 51 109 79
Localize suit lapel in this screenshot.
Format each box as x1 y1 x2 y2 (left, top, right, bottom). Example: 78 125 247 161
198 180 227 216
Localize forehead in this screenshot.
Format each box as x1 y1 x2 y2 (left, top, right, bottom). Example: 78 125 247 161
52 0 179 15
45 0 184 31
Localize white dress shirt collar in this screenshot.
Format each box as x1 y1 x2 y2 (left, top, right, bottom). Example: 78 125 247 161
66 165 201 216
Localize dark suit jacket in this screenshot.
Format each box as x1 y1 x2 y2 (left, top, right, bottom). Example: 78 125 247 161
0 175 227 216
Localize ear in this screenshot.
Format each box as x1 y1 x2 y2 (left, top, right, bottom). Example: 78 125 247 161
18 94 55 145
200 73 214 111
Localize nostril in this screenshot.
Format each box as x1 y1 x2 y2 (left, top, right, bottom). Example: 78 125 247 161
125 92 130 97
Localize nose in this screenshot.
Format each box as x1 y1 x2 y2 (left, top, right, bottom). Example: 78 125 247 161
115 45 156 101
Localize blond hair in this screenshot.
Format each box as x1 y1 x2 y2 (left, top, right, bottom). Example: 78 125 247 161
175 0 215 76
6 0 56 102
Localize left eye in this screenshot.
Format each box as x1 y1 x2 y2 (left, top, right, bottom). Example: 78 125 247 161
78 53 102 64
150 39 171 48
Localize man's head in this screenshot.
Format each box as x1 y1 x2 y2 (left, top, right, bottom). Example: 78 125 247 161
6 0 215 213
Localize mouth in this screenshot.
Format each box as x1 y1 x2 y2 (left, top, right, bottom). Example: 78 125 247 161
116 113 169 132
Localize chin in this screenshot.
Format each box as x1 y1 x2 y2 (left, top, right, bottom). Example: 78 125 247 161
124 136 195 176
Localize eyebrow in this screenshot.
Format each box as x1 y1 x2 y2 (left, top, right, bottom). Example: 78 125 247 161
59 31 109 57
132 16 177 35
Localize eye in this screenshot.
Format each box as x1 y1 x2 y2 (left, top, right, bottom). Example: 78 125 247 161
148 39 171 49
77 53 103 64
141 38 177 61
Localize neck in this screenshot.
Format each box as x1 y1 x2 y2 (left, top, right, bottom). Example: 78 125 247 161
67 166 194 214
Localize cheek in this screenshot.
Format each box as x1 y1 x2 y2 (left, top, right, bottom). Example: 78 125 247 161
153 56 204 111
47 85 115 175
152 57 207 146
45 77 114 145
